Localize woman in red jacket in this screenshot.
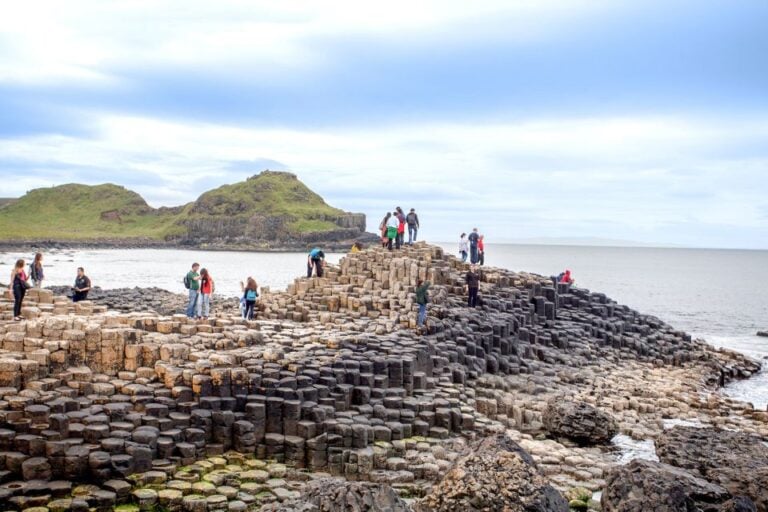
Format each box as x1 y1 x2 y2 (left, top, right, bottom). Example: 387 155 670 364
198 268 215 319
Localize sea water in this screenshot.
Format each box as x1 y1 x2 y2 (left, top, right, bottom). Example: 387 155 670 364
2 244 766 407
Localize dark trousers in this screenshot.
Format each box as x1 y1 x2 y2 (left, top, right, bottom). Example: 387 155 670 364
73 291 88 302
13 285 25 317
396 232 403 249
479 251 485 265
307 258 323 278
387 238 394 250
468 287 479 308
244 300 256 320
470 244 478 264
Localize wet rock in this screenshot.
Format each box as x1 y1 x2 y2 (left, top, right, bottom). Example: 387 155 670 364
602 459 755 512
542 398 618 445
656 426 768 511
417 435 567 511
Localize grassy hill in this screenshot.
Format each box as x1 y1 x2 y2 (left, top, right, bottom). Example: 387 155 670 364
0 171 362 244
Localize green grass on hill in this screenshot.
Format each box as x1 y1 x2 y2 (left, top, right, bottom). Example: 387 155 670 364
0 172 350 241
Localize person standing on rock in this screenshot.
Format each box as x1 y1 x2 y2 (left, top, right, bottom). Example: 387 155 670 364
10 259 29 321
478 235 485 266
307 248 326 278
184 263 201 317
458 233 469 262
415 279 431 332
386 213 399 251
198 268 215 319
29 252 45 288
468 228 480 264
406 208 420 245
72 267 91 302
379 212 391 248
465 265 480 308
395 207 406 249
240 277 259 320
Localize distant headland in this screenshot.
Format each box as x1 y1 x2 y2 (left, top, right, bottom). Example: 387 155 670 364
0 171 376 251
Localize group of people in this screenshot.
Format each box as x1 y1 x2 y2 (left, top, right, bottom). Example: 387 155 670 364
458 228 485 265
184 262 261 321
7 252 91 321
380 207 420 250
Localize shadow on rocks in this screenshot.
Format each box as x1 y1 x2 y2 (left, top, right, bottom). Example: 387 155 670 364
415 434 568 512
262 478 411 512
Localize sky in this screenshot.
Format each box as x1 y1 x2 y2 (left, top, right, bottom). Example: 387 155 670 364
1 1 767 249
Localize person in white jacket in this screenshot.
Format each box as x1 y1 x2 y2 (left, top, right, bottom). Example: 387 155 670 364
386 213 400 251
458 233 469 262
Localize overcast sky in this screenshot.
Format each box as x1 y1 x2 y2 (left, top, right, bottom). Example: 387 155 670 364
1 1 767 248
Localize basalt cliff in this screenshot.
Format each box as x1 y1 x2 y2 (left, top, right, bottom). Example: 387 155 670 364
0 171 375 251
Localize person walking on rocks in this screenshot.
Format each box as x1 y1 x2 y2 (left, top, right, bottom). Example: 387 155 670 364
468 228 480 264
478 235 485 266
406 208 420 245
395 207 406 249
458 233 469 262
465 264 480 308
240 277 259 320
72 267 91 302
379 212 391 248
29 252 45 288
307 248 325 278
198 268 215 319
415 279 431 331
386 213 399 251
10 259 29 321
184 263 201 317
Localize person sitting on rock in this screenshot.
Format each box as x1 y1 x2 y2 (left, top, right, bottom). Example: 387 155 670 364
465 265 480 308
307 248 326 277
559 269 574 285
72 267 91 302
240 277 259 320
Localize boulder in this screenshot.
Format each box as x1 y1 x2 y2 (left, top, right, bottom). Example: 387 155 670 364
417 435 568 512
602 459 756 512
542 399 618 445
264 478 410 512
656 426 768 511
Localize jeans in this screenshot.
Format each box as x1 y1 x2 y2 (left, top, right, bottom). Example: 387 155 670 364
186 289 199 317
13 284 25 317
417 303 427 326
408 225 418 244
470 244 478 264
73 291 89 302
244 300 256 320
460 251 468 262
396 232 403 249
478 251 485 266
468 287 479 308
198 293 211 318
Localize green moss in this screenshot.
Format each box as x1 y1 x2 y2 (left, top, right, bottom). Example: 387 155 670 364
114 505 140 512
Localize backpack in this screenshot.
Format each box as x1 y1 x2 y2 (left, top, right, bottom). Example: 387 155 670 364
183 272 191 289
246 289 258 301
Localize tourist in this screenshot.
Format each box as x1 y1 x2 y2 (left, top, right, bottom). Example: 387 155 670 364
240 277 259 320
379 213 391 248
29 253 44 288
406 208 420 245
395 207 406 249
466 264 480 308
72 267 92 302
478 235 485 266
350 241 363 253
184 263 201 318
559 269 574 285
10 259 29 320
468 228 480 264
198 268 214 319
415 279 431 331
386 212 399 251
307 247 325 277
458 233 469 262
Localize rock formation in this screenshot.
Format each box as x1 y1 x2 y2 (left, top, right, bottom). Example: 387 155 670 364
542 399 619 445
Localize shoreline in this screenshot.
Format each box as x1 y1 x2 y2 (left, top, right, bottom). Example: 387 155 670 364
0 243 766 510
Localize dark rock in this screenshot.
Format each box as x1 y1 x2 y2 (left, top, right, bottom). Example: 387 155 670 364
656 426 768 511
542 398 618 445
602 459 755 512
417 434 568 512
263 477 410 512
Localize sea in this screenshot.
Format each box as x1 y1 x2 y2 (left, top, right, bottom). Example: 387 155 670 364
1 243 766 408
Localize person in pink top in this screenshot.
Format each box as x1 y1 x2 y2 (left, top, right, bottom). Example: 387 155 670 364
10 259 29 320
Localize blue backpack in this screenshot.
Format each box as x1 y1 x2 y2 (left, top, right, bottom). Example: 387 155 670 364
245 289 258 301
